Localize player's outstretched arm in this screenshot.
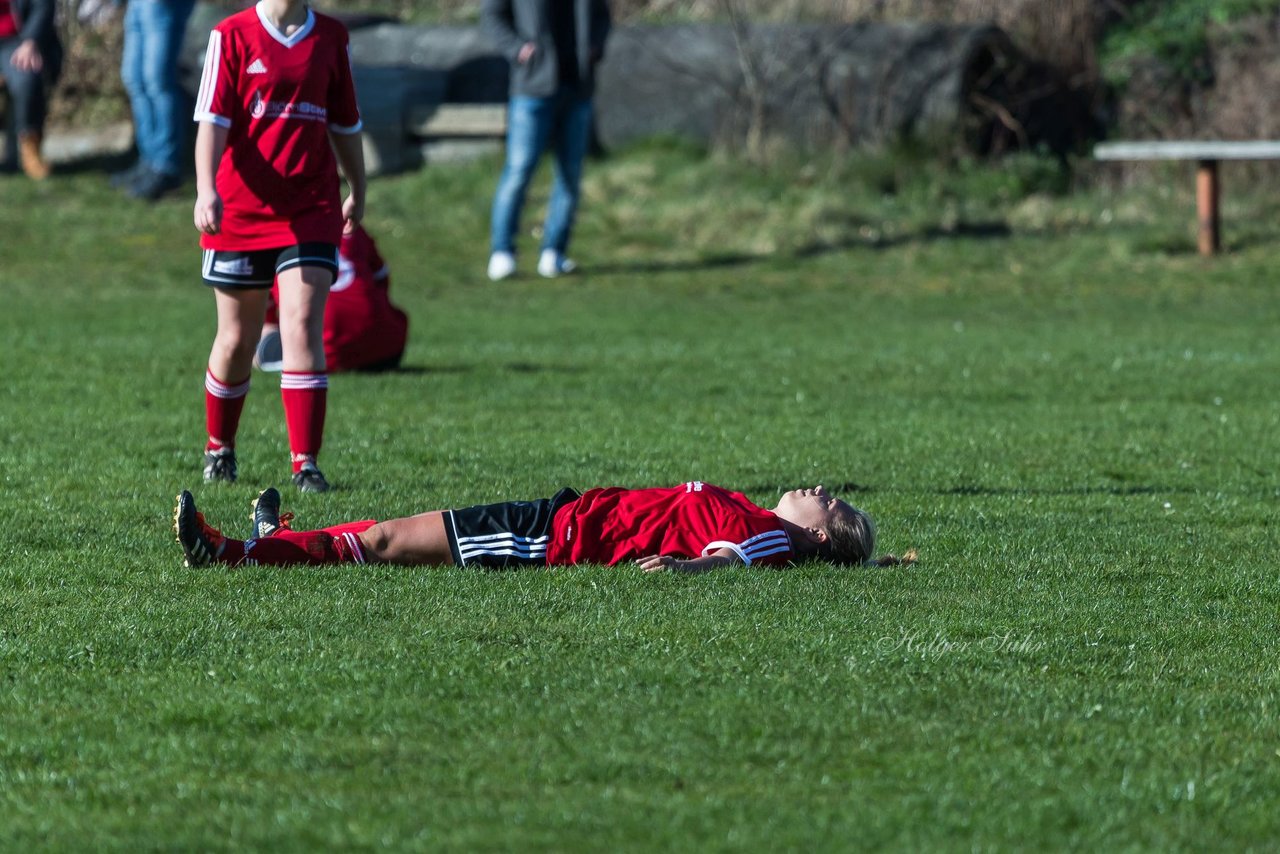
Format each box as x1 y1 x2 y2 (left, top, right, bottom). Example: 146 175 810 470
637 548 742 574
193 122 228 235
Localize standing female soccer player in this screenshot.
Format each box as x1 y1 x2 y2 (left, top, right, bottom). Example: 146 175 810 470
192 0 366 492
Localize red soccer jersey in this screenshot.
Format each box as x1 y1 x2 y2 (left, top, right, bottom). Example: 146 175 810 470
548 482 795 567
194 5 362 251
268 226 408 371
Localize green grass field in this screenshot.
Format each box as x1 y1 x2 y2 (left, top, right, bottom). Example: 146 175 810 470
3 147 1280 850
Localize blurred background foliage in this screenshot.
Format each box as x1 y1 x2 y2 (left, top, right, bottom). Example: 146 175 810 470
47 0 1280 151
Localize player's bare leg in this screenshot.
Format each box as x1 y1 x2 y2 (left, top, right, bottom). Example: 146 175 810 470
275 265 330 373
275 264 333 490
209 287 269 383
357 512 456 566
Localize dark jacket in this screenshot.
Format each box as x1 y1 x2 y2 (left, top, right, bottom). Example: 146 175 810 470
8 0 63 81
481 0 610 98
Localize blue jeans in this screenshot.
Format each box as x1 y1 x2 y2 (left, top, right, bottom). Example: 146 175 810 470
0 38 49 136
490 91 594 256
121 0 196 176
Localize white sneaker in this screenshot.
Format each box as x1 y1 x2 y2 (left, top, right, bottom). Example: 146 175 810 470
537 249 577 278
487 251 516 281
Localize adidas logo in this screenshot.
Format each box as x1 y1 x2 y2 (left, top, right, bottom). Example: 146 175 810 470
213 257 254 275
247 58 268 74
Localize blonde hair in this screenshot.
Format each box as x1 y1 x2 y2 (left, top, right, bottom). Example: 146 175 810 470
823 506 877 566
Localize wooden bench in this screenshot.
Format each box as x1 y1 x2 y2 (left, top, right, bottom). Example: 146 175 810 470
1094 140 1280 255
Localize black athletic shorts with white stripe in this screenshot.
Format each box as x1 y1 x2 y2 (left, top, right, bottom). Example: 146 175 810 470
201 242 339 289
444 488 581 568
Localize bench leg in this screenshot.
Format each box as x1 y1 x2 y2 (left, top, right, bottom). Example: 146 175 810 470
1196 159 1220 255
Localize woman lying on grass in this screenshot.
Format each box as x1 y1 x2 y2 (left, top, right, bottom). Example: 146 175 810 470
174 481 893 572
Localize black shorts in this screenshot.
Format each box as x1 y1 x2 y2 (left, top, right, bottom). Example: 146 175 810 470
201 243 339 289
444 488 581 568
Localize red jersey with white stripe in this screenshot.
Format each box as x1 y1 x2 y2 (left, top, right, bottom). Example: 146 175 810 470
194 4 362 251
548 482 795 567
267 226 408 371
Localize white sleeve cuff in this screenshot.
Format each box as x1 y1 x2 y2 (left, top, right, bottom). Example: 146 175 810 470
194 112 232 128
328 119 364 135
702 541 750 566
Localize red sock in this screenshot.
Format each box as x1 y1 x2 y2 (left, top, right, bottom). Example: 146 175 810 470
322 520 377 563
244 520 376 566
205 370 250 452
281 372 328 472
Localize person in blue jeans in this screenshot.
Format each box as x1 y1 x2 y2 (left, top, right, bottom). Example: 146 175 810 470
0 0 62 180
112 0 195 201
481 0 611 281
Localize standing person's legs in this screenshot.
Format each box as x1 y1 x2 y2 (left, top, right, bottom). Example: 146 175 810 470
275 264 329 374
542 94 594 260
0 41 12 169
119 0 156 172
0 40 50 179
209 287 269 381
142 0 194 176
275 261 334 489
204 287 269 480
488 95 555 275
127 0 195 198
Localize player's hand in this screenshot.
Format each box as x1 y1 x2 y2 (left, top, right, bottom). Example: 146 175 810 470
638 550 737 574
194 190 223 235
342 193 364 235
517 41 536 64
11 40 43 73
638 555 700 573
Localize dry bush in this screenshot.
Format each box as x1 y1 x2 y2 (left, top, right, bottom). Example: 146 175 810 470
36 0 1147 146
49 0 126 127
39 0 1280 184
614 0 1111 81
1113 12 1280 141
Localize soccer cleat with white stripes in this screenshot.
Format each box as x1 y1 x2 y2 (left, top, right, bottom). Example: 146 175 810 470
203 447 238 483
174 490 227 567
251 487 284 538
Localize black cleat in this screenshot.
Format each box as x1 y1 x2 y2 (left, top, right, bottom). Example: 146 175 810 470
173 490 227 567
204 447 238 483
292 461 330 493
127 166 183 201
109 160 147 189
251 487 283 538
